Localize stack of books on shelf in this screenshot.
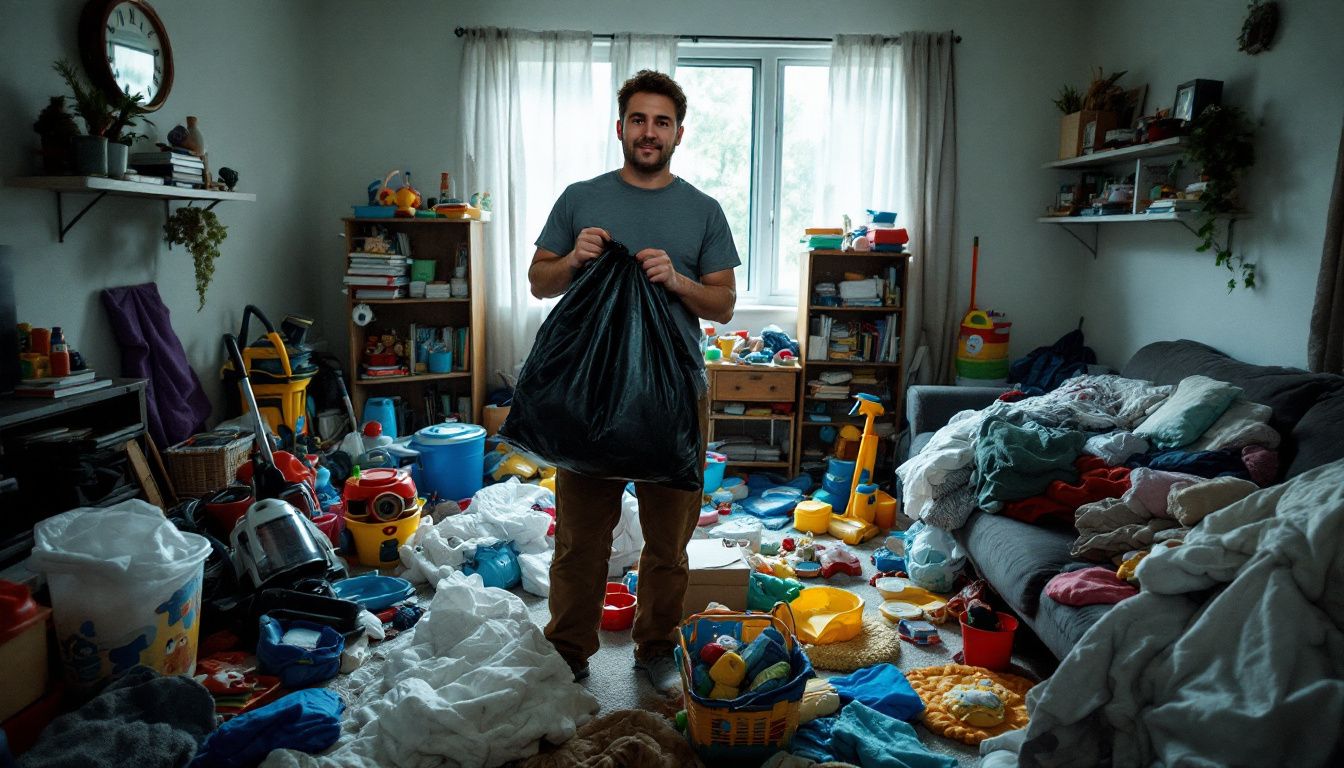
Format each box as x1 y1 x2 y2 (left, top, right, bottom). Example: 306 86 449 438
14 370 111 398
345 250 410 300
809 314 900 363
129 151 206 188
424 281 453 299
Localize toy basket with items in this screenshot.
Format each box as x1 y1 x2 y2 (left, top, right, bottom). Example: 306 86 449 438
675 602 814 764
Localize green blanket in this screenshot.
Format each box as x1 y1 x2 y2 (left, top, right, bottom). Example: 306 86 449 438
974 417 1087 512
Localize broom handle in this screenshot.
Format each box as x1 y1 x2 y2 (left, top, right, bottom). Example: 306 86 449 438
969 236 980 311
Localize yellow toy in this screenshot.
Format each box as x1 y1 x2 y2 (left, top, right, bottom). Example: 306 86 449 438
828 393 891 544
709 651 747 700
488 443 541 482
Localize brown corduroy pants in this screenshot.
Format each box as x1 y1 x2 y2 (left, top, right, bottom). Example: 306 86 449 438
544 398 707 666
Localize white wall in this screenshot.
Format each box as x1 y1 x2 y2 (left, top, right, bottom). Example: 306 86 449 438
1076 0 1344 368
312 0 1093 376
0 0 325 417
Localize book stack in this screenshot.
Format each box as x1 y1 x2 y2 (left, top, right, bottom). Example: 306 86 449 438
129 151 207 188
345 249 409 300
14 370 112 399
424 281 453 299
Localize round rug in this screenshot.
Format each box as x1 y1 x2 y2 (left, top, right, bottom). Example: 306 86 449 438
802 614 900 672
905 663 1036 746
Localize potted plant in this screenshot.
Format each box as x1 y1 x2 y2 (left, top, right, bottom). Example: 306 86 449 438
106 90 153 179
32 96 80 175
1056 69 1127 159
164 206 229 311
52 59 113 176
1183 104 1257 290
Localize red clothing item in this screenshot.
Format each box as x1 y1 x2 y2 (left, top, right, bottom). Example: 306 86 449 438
1000 455 1131 525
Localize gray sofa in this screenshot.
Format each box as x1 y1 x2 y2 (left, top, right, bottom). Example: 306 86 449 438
904 339 1344 659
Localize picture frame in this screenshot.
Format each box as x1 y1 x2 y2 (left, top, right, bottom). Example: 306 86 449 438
1081 119 1099 154
1172 79 1224 124
1120 85 1148 129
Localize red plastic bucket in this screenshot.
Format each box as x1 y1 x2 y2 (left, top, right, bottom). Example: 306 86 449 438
960 611 1018 670
601 583 637 631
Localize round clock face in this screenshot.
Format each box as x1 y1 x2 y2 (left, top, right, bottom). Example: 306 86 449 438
965 335 985 356
79 0 174 111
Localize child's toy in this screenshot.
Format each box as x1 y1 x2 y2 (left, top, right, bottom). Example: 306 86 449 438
897 619 941 646
794 561 821 578
708 651 747 699
872 548 905 572
746 572 802 611
879 600 924 623
715 635 740 653
789 586 864 645
792 499 832 535
874 576 949 623
828 394 887 545
817 546 862 578
484 444 540 482
601 583 636 631
699 642 727 667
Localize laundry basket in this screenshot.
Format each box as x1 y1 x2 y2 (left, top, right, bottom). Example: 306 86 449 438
163 431 254 497
676 603 814 765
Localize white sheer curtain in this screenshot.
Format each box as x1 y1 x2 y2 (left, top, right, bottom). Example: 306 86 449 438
822 32 958 385
458 28 602 381
605 34 679 169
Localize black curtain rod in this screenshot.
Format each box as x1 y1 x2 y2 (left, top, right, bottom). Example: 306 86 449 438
453 27 961 44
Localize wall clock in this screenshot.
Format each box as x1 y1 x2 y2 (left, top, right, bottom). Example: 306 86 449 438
78 0 174 111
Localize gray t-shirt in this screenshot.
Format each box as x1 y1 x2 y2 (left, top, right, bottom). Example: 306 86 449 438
535 171 740 368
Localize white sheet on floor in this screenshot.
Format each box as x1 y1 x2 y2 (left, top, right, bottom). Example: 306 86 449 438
983 458 1344 767
261 571 600 768
399 479 553 590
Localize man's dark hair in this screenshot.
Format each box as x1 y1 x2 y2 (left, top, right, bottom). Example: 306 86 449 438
617 69 687 125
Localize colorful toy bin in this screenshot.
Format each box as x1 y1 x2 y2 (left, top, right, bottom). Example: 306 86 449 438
27 501 210 690
411 423 487 504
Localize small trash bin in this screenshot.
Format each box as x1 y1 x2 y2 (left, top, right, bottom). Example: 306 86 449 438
27 500 211 689
959 611 1018 670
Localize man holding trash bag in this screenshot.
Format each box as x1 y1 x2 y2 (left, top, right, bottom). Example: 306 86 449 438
528 70 739 693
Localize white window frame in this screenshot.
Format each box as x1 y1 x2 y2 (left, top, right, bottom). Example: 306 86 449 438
676 42 829 306
594 41 830 307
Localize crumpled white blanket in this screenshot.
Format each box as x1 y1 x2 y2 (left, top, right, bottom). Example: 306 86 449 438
261 571 600 768
400 479 555 591
984 458 1344 767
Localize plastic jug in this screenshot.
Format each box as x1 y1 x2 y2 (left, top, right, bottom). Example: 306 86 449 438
362 397 398 439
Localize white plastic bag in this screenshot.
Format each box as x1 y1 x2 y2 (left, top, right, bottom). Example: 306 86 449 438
27 500 211 687
897 521 965 593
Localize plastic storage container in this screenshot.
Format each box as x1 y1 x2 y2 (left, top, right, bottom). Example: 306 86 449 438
27 500 210 689
0 580 51 721
410 423 486 503
362 397 398 440
703 451 727 494
960 611 1018 670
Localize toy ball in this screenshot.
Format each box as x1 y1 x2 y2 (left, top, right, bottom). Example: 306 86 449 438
699 642 727 667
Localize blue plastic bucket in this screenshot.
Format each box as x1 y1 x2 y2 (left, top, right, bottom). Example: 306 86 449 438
410 423 487 503
363 397 398 439
703 451 727 493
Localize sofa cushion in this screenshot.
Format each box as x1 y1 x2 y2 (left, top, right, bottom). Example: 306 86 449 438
1122 340 1343 438
1030 593 1114 660
956 509 1076 619
1286 390 1344 478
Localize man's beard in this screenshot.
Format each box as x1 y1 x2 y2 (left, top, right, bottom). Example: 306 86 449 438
623 138 675 173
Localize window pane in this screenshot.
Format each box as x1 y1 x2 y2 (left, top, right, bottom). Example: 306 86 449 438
776 64 829 294
674 65 755 292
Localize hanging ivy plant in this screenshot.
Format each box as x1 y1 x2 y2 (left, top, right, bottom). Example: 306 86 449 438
1183 104 1257 291
164 206 228 310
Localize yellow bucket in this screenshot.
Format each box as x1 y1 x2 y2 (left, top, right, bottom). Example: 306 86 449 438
793 500 832 534
345 508 422 567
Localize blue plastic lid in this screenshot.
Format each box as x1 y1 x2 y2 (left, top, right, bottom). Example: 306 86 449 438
412 423 486 446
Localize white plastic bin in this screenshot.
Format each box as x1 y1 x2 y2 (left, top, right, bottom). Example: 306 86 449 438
27 500 210 689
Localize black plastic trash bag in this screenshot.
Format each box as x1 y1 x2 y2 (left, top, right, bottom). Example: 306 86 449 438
499 240 703 490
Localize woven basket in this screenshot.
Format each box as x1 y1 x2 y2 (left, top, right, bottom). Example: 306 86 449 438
164 434 253 497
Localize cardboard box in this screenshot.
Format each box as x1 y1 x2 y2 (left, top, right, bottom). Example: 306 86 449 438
1058 110 1118 159
682 538 752 617
482 404 510 436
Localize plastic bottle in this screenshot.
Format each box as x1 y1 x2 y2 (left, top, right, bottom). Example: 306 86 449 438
49 326 71 377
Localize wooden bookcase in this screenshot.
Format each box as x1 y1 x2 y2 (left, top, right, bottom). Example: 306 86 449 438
794 248 911 483
705 362 800 476
342 217 487 430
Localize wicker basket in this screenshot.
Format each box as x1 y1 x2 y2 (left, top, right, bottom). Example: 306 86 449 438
164 433 254 497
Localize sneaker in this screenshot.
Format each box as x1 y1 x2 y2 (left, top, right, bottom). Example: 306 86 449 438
634 654 681 695
571 662 590 683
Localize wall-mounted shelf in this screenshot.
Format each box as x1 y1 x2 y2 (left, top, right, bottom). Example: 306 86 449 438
1039 212 1245 257
1041 136 1187 170
5 175 256 242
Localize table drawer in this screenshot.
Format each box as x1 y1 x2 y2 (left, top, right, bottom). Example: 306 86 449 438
713 370 795 401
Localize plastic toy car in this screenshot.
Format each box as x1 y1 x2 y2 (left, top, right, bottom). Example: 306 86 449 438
897 619 941 646
818 546 862 578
